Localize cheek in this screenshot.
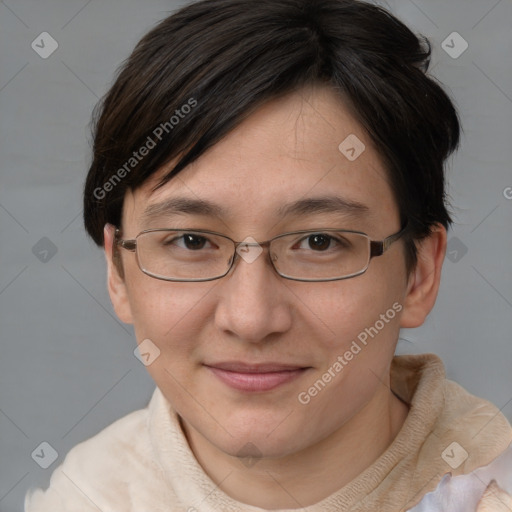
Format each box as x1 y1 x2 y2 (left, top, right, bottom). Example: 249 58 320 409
125 278 220 418
298 274 405 410
289 295 404 454
301 273 403 352
125 275 215 359
294 280 404 429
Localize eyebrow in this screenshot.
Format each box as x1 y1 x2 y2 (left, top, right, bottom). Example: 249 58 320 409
141 197 225 223
141 195 370 224
277 196 369 218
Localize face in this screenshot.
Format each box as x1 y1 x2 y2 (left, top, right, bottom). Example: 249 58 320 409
107 84 415 460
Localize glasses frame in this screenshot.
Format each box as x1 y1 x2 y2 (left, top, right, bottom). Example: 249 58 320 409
114 221 408 282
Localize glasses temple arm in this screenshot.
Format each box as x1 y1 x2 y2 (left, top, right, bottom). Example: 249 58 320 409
114 229 137 251
369 222 408 258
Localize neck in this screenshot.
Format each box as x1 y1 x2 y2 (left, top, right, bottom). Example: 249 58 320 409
182 387 409 509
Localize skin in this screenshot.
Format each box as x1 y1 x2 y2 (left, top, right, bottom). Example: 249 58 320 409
103 84 447 509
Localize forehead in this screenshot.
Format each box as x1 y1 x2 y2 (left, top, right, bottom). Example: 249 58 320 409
123 85 399 234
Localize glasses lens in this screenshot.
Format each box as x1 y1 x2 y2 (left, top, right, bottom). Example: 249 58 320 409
270 230 370 281
136 230 234 281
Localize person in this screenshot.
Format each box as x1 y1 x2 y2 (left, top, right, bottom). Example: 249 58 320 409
24 0 512 510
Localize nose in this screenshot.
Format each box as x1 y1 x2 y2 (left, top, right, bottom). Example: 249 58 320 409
213 245 293 343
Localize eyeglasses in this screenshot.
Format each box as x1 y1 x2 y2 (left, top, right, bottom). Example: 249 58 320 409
115 223 408 282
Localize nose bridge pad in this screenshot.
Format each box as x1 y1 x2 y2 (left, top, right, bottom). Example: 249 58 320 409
226 242 279 277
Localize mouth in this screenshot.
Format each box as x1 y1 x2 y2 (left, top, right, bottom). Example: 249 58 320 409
204 362 310 392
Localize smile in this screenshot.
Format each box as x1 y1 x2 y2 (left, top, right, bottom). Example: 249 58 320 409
204 362 310 392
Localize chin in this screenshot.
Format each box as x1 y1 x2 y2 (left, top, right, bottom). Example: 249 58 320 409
217 433 300 461
206 410 315 460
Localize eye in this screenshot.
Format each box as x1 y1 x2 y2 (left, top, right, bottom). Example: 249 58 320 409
305 234 332 251
296 233 340 251
165 233 213 250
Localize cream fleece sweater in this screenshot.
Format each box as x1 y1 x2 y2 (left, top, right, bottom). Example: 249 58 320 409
24 353 512 512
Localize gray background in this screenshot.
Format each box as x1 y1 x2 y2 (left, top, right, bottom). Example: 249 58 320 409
0 0 511 510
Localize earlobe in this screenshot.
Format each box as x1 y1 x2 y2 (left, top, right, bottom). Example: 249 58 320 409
399 224 447 328
104 224 134 324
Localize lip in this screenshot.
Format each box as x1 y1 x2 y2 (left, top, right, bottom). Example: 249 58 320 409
205 362 309 392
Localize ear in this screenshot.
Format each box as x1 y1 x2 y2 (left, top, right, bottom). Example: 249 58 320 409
104 224 134 324
400 223 447 328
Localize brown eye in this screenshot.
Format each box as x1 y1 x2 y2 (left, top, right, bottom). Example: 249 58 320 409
163 233 212 250
292 233 350 253
182 234 207 250
307 234 332 251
